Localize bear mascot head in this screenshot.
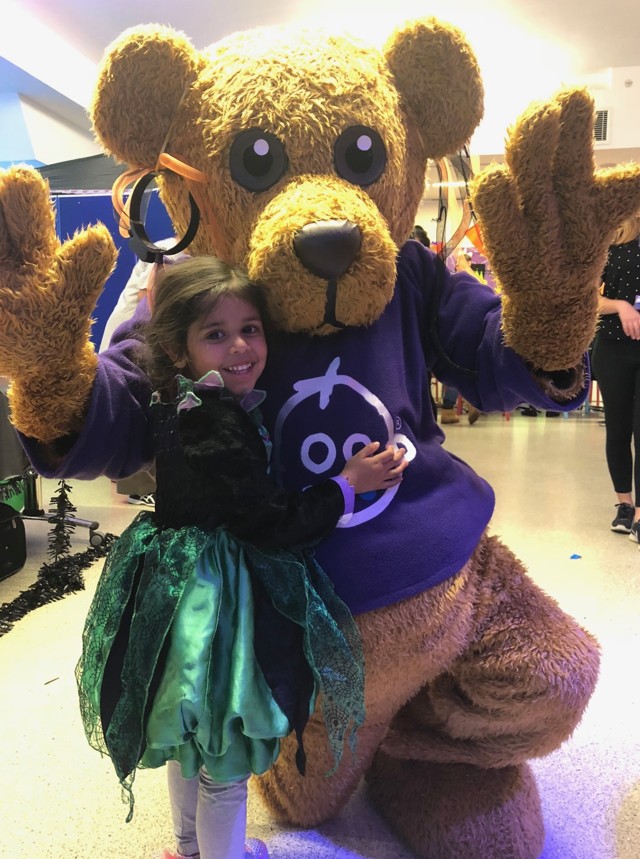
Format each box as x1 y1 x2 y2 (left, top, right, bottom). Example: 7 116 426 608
94 20 483 332
2 15 640 859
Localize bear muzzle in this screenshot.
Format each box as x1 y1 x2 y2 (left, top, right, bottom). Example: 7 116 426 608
293 220 362 280
293 220 362 328
246 176 397 333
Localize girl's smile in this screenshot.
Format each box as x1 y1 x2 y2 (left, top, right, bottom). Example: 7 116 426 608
184 294 268 396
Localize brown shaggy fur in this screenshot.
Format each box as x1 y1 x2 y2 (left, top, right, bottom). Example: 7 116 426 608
471 89 640 370
0 16 632 859
254 533 599 859
0 168 116 441
366 757 544 859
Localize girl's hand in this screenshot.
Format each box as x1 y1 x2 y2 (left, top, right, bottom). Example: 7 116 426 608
617 300 640 339
340 441 408 494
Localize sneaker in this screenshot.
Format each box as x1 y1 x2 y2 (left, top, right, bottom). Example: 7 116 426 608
519 405 539 417
629 521 640 543
128 493 155 506
611 503 635 533
467 404 481 425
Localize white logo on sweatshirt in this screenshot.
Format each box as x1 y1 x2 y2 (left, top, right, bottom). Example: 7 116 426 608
272 358 416 527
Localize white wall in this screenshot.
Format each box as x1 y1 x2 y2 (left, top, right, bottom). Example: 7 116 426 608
591 67 640 151
20 96 100 164
1 1 94 110
0 93 34 162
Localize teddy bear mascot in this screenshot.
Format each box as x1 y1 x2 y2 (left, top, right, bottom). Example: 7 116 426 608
1 17 640 859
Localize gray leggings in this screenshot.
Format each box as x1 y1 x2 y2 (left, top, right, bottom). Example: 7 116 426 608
167 760 248 859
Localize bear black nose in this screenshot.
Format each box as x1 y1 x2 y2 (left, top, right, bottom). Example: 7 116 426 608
293 220 362 280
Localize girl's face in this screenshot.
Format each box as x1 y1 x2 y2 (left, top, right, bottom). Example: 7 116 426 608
183 294 267 397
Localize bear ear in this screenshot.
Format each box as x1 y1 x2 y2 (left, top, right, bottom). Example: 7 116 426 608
91 25 204 168
384 19 484 161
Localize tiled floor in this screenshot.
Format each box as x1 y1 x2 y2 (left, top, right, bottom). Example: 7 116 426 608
1 410 638 859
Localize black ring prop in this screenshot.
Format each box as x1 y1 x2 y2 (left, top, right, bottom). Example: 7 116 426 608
126 170 200 263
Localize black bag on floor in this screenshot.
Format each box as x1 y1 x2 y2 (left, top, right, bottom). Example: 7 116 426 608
0 501 26 580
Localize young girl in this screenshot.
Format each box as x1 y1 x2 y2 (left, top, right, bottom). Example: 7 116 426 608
75 256 408 859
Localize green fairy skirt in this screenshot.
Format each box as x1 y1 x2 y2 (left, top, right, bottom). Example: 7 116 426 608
75 512 364 818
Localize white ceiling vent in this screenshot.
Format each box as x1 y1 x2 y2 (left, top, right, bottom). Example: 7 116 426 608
594 109 610 144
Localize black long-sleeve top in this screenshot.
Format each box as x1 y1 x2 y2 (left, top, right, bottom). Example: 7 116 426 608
152 388 345 550
599 239 640 341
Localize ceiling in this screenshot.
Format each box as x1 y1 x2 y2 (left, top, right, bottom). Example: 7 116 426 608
14 0 640 72
4 0 640 169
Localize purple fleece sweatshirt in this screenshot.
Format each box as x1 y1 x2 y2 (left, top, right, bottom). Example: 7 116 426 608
23 242 588 614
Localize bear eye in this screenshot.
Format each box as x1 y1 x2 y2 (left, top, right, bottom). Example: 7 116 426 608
229 128 288 192
334 125 386 186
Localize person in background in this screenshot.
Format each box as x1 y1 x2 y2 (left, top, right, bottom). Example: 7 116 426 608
76 255 408 859
0 381 28 480
99 240 183 506
410 225 438 420
592 213 640 541
410 224 430 247
439 249 483 426
453 248 480 279
409 228 481 424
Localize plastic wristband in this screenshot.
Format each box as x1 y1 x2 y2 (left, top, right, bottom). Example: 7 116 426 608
331 475 356 516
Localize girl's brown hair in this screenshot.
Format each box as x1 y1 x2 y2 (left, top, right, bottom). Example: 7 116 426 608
141 255 271 392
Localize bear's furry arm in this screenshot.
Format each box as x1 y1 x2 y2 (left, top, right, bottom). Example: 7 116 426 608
404 243 589 412
19 309 156 481
526 365 586 403
0 166 117 443
470 89 640 373
178 393 344 550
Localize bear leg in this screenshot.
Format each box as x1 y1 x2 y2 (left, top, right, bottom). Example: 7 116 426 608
366 751 544 859
255 714 388 827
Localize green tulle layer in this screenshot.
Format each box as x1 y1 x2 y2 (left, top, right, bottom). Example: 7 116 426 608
76 512 364 816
